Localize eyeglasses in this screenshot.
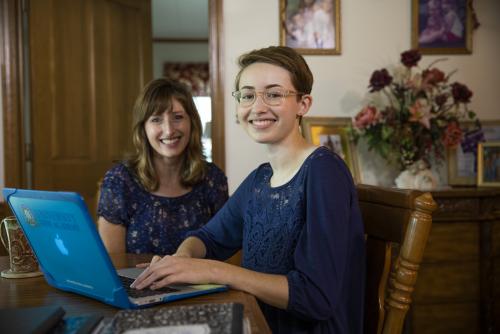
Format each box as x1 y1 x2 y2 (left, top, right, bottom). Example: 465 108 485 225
231 87 304 107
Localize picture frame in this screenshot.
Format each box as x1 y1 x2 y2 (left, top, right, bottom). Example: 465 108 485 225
279 0 341 55
301 117 360 182
411 0 473 54
477 142 500 187
447 120 500 186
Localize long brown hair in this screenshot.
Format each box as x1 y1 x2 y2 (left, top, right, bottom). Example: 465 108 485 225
129 78 206 191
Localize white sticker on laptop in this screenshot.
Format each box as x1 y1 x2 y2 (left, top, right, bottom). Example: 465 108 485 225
124 324 210 334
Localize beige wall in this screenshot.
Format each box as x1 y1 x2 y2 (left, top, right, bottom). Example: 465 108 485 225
223 0 500 192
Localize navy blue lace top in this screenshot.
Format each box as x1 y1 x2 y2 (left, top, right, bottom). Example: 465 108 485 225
189 147 365 333
97 162 228 255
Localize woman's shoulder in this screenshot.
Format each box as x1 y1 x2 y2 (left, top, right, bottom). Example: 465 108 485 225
304 146 353 179
245 162 272 185
103 162 139 185
104 162 130 176
203 162 228 183
205 161 226 177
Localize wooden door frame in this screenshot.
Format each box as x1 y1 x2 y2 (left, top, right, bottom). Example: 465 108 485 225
209 0 225 171
1 0 26 190
0 0 225 193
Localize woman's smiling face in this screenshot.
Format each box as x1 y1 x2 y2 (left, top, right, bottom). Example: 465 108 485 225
236 62 306 145
145 98 191 162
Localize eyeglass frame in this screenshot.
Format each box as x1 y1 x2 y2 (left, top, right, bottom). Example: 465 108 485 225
231 87 306 107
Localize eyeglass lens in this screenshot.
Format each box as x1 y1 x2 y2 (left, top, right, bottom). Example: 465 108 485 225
235 88 294 107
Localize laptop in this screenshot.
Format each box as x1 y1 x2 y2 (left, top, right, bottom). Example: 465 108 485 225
2 187 227 309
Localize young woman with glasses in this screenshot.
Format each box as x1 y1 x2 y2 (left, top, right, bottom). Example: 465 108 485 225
132 46 365 333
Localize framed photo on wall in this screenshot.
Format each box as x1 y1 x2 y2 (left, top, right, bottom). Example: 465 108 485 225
279 0 341 55
477 142 500 187
411 0 472 54
301 117 360 182
448 120 500 186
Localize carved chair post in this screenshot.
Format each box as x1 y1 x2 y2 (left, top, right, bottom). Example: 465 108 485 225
357 185 437 334
383 192 437 334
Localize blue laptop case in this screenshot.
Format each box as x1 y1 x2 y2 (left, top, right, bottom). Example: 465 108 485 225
2 188 227 309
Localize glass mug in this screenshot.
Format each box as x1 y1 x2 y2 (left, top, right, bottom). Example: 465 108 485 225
0 216 42 278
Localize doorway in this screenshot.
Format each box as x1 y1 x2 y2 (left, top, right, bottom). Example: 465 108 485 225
151 0 212 160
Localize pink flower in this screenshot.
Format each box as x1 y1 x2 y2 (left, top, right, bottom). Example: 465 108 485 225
354 106 380 129
408 99 432 129
422 68 446 86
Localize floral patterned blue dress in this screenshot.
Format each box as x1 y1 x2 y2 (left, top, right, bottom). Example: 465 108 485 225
97 162 228 255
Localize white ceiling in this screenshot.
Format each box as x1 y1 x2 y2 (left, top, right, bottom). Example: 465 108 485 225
152 0 209 38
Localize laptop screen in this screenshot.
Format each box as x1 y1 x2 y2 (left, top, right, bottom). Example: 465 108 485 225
4 189 121 301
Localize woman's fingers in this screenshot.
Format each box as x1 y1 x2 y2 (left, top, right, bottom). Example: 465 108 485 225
151 255 162 264
135 255 161 268
131 256 213 289
131 255 164 288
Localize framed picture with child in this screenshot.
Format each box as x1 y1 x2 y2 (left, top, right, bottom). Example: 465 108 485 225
411 0 473 54
301 117 361 182
280 0 341 55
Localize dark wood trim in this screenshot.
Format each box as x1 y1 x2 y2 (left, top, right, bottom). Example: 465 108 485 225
209 0 225 171
1 0 25 190
153 37 208 44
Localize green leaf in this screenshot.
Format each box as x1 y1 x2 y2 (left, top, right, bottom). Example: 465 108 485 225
381 126 394 140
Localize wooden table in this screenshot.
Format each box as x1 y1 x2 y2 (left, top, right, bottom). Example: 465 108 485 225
0 253 271 333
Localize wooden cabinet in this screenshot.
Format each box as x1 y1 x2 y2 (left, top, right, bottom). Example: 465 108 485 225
407 188 500 334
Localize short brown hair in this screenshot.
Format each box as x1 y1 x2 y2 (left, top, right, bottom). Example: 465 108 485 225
129 78 205 191
234 46 314 95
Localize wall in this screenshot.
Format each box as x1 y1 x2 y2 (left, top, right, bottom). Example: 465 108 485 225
223 0 500 193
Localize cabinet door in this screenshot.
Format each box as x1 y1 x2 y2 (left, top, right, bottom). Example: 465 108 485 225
29 0 152 215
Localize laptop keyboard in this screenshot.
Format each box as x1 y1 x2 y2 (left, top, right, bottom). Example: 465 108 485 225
118 275 179 298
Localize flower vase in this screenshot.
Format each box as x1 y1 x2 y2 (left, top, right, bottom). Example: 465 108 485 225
394 160 438 191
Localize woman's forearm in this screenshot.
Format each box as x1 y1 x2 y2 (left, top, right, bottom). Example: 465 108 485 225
97 217 126 253
213 262 289 309
175 236 207 258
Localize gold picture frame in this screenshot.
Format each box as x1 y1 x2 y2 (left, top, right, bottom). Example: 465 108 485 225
301 117 360 182
448 120 500 186
279 0 341 55
477 142 500 187
411 0 473 54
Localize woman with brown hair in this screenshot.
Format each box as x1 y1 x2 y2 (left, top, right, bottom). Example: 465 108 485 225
97 78 228 255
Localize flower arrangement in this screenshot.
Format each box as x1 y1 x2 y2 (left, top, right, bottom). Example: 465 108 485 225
351 49 479 170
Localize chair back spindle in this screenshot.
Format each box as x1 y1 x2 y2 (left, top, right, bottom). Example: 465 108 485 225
357 184 436 334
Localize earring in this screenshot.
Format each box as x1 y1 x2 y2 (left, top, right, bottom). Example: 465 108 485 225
235 113 240 124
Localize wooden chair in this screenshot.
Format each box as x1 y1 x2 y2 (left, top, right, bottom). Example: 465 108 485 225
357 184 437 334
